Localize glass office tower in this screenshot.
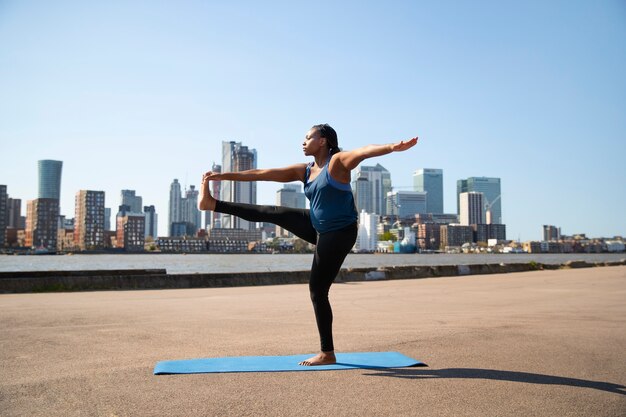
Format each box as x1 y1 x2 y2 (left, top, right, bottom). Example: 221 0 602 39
38 160 63 200
413 168 444 214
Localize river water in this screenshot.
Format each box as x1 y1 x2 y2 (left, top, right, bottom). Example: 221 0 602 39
0 253 623 274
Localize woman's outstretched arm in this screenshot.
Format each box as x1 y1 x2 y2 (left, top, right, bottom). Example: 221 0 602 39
202 163 308 183
329 137 418 181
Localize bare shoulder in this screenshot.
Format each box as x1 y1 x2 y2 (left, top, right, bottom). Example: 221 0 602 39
282 163 309 182
289 162 309 173
328 152 352 183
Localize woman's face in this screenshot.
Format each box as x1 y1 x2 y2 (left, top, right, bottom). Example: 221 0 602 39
302 128 325 156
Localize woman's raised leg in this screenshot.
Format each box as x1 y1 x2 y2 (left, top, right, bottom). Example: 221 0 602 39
199 178 317 244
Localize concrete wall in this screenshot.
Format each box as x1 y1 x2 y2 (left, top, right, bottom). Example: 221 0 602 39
1 259 624 294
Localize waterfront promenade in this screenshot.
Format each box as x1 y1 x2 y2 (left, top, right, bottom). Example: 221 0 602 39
1 267 625 416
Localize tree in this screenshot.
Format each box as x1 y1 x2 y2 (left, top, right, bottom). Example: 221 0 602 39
293 238 313 253
378 232 397 242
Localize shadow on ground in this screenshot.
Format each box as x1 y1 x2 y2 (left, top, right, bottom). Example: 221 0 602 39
364 367 626 395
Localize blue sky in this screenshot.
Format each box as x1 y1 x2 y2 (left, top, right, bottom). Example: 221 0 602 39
1 0 624 241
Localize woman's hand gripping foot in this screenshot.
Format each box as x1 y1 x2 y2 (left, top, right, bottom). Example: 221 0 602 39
198 172 217 211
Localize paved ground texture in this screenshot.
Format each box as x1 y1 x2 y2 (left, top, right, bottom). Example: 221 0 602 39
1 266 625 417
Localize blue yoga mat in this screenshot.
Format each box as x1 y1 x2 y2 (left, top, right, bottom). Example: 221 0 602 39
154 351 424 375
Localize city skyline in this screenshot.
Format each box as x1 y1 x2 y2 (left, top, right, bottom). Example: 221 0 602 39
1 155 623 242
1 2 624 241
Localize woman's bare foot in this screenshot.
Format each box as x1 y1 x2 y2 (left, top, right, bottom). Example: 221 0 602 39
198 175 216 211
299 351 336 366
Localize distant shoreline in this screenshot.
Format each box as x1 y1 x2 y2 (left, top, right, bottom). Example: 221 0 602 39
1 259 624 294
2 250 625 256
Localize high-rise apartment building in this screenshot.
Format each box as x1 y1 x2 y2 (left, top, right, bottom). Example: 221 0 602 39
74 190 106 250
25 159 63 247
25 198 59 249
120 190 143 213
104 208 112 231
182 185 201 234
168 179 182 236
38 160 63 200
457 177 502 224
275 184 306 237
56 216 75 252
353 176 370 214
221 141 257 230
386 191 427 219
0 185 7 247
116 214 145 252
417 223 441 251
459 192 484 225
472 223 489 243
356 210 378 252
351 164 392 215
413 169 444 214
489 224 507 241
31 160 62 249
144 205 158 238
440 224 474 249
169 179 201 236
7 198 23 229
543 225 560 241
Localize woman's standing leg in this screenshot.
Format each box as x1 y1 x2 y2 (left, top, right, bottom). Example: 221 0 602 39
299 223 358 366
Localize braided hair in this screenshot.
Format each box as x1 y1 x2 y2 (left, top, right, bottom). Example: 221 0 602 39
312 123 340 155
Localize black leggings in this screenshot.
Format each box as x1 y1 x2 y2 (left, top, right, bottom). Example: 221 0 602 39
214 200 358 352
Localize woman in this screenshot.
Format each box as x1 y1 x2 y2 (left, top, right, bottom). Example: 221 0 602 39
199 124 418 366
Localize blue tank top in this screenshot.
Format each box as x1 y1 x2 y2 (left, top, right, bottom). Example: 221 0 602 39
304 155 358 234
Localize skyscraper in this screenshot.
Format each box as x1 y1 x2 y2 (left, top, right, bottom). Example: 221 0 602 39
386 191 427 219
222 141 257 230
27 160 63 250
104 208 112 231
144 205 158 238
168 179 182 236
356 210 378 252
38 160 63 200
457 177 502 224
276 184 306 209
0 185 7 247
351 164 392 215
413 168 444 214
120 190 143 213
459 191 483 225
353 176 370 214
275 184 306 237
181 185 201 233
74 190 106 250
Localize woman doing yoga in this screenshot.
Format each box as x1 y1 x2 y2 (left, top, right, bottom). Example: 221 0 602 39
199 124 418 366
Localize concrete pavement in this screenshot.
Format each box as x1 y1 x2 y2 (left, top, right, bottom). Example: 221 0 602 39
1 266 625 416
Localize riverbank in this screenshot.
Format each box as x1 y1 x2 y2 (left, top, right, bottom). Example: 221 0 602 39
1 258 624 293
1 252 625 274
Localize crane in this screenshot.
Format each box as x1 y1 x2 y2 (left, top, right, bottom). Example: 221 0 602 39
484 194 501 225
